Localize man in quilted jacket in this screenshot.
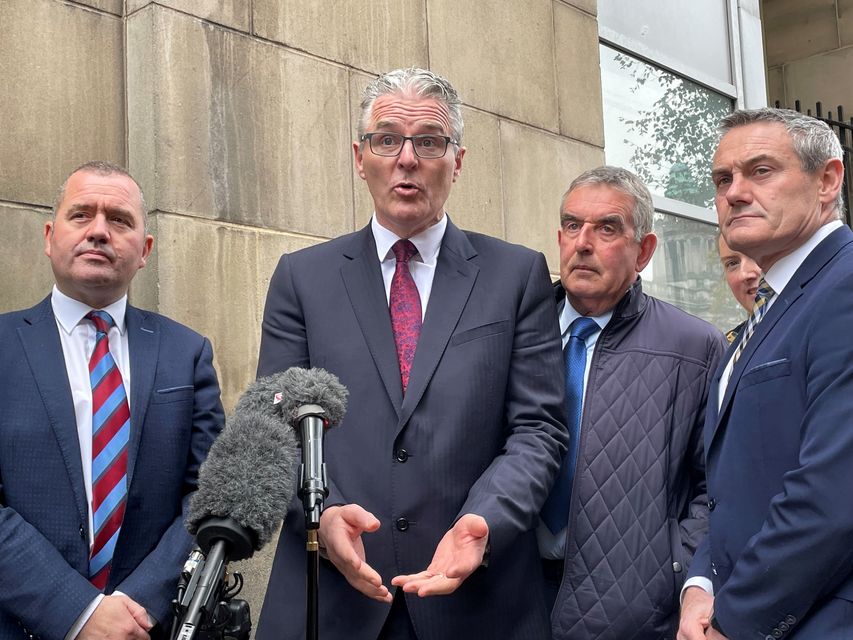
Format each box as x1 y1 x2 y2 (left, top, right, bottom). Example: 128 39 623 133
540 165 726 639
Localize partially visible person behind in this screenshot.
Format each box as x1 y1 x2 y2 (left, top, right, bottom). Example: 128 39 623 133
0 161 224 638
542 166 726 640
717 233 761 342
679 108 853 639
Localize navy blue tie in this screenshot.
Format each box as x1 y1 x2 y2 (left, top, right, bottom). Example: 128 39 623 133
541 316 599 534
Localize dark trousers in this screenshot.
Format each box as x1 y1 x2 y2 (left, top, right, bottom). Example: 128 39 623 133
377 589 418 640
541 558 564 614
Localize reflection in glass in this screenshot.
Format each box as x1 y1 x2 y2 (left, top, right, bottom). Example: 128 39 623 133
641 212 745 333
600 45 732 208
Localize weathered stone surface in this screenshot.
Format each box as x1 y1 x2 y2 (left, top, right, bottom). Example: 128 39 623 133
74 0 123 15
445 107 505 238
127 6 354 238
429 0 559 132
349 71 375 230
763 0 839 67
0 205 54 312
554 3 605 147
254 0 427 73
500 121 603 271
767 66 786 107
137 213 316 409
0 0 124 208
841 0 853 46
557 0 596 15
127 0 250 31
780 48 853 116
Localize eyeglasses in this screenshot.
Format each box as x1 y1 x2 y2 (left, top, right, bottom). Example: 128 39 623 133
360 132 459 159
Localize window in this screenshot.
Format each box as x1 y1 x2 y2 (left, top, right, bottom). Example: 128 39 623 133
598 0 766 332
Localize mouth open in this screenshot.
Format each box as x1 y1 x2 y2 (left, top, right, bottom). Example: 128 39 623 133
394 182 420 197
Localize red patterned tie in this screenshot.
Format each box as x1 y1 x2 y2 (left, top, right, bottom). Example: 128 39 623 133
390 240 422 393
86 310 130 590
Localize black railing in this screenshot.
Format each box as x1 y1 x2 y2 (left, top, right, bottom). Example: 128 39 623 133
775 100 853 228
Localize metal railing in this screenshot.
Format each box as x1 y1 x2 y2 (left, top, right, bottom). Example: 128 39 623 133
775 100 853 228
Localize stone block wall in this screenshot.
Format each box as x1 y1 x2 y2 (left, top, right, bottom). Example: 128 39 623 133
0 0 605 624
764 0 853 112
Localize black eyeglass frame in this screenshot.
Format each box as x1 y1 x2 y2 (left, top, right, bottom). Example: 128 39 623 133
360 132 460 159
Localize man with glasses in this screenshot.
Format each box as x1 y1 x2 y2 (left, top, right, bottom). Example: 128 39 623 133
255 67 567 640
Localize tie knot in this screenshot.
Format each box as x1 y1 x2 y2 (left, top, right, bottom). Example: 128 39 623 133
392 239 418 264
86 310 115 334
755 277 775 302
569 316 598 342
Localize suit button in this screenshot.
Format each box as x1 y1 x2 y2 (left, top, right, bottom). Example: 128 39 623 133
672 561 682 573
79 525 86 540
778 622 789 632
708 497 716 511
772 629 783 638
395 449 409 463
785 615 796 624
395 517 409 532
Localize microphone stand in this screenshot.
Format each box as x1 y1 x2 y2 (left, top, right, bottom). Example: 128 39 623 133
297 405 328 640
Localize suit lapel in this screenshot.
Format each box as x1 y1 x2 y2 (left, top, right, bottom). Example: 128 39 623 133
399 220 479 430
712 226 853 443
340 226 404 417
17 297 88 524
125 306 159 486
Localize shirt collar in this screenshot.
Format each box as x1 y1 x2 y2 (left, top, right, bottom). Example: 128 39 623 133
51 285 128 336
371 213 447 267
763 220 843 296
559 297 612 338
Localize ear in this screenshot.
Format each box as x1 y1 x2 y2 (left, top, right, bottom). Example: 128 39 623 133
635 232 657 272
452 146 465 182
818 157 844 209
44 221 54 258
138 234 154 268
353 141 366 180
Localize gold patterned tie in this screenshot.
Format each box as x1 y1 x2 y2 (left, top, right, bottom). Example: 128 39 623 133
730 277 776 368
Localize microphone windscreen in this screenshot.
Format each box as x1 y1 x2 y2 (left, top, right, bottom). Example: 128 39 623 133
186 408 298 550
272 367 349 427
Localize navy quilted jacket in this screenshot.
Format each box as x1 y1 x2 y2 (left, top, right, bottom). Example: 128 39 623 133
551 278 726 640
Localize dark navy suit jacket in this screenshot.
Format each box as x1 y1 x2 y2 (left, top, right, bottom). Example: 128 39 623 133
0 296 224 639
689 225 853 638
255 220 568 640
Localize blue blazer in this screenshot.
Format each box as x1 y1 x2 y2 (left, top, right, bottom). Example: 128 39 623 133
690 225 853 638
255 220 568 640
0 297 224 639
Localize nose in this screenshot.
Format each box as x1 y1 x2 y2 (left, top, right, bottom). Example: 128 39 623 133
574 223 595 252
86 213 110 242
396 138 419 168
725 173 752 206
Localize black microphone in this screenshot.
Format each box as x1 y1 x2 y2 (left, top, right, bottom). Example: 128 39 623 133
266 367 348 528
178 383 300 640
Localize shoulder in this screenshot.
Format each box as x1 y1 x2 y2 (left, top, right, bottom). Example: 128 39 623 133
0 297 52 331
637 296 726 357
129 306 208 346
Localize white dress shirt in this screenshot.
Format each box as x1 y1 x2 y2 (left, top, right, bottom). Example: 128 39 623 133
51 286 133 638
371 213 447 318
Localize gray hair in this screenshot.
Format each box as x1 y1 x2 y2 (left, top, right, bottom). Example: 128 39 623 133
719 108 845 219
357 67 464 145
53 160 148 231
562 166 654 241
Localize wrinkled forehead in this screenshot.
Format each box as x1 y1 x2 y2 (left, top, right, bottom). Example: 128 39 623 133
61 170 144 217
368 92 452 134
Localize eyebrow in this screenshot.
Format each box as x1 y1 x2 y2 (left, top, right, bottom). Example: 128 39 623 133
560 213 625 227
372 119 446 134
712 153 777 179
65 203 138 219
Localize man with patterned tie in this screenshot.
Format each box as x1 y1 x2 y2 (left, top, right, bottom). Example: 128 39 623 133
678 109 853 640
542 166 725 640
255 68 567 640
0 161 224 638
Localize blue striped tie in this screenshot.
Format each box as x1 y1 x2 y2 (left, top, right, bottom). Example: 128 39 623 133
86 310 130 590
